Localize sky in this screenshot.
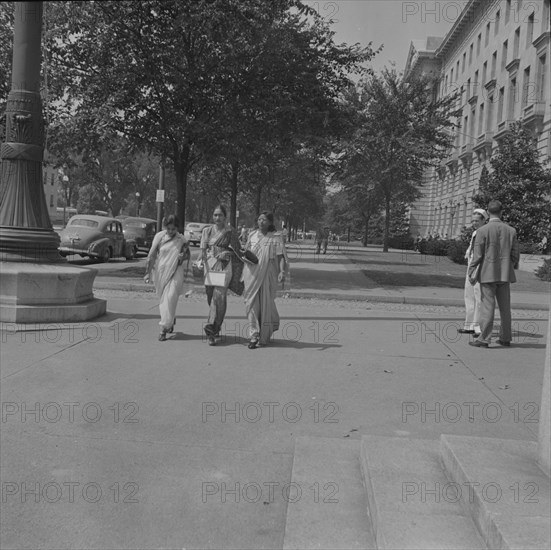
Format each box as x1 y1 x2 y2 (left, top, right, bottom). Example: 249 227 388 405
303 0 460 72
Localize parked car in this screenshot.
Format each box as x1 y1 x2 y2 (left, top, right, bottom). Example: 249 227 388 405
58 215 137 262
185 222 210 246
122 217 157 254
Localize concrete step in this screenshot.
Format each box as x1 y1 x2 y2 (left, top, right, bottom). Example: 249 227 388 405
282 436 375 550
360 435 486 549
440 434 551 550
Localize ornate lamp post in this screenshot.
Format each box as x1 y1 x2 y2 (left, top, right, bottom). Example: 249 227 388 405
0 1 60 262
0 1 105 323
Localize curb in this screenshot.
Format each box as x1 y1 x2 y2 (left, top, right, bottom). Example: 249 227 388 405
92 280 550 311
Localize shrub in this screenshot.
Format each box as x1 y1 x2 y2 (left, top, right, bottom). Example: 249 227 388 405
447 240 468 265
421 239 451 256
388 235 415 250
519 242 542 254
535 259 551 281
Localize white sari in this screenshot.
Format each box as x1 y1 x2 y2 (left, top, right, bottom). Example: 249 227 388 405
146 230 187 330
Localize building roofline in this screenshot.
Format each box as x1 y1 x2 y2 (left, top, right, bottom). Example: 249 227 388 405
435 0 482 59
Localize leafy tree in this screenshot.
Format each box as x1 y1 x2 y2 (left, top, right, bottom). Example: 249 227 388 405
339 69 457 251
473 122 551 243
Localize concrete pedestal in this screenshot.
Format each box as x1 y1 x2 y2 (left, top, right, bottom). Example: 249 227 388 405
0 262 106 323
538 318 551 476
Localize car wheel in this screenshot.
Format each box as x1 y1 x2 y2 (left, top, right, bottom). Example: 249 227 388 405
125 246 137 260
100 248 111 263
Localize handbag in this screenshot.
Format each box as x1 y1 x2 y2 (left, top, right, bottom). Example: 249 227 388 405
229 245 259 265
204 262 232 287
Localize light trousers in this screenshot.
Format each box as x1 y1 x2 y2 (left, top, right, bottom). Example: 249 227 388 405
463 271 481 332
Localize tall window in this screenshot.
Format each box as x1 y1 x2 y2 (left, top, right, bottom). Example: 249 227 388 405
502 40 508 71
487 94 495 131
482 61 488 84
478 103 485 135
495 10 500 35
544 0 550 33
474 70 479 97
456 60 460 79
477 33 481 57
498 87 505 121
462 52 466 73
522 66 531 108
508 77 517 118
466 78 471 99
505 0 511 24
513 27 520 59
538 54 547 102
485 22 491 46
491 51 497 78
469 107 476 141
451 68 454 84
469 43 473 65
463 115 468 144
526 13 534 48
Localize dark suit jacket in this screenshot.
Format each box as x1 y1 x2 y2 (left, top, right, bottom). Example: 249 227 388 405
468 219 519 283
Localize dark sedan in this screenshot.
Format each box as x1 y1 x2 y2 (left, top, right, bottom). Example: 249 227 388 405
59 215 137 262
122 217 157 254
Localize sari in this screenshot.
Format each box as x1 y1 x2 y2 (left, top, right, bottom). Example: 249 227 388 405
201 225 244 336
242 230 286 345
145 230 188 331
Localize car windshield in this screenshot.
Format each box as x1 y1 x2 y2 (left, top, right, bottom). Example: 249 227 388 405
124 221 146 229
69 219 98 228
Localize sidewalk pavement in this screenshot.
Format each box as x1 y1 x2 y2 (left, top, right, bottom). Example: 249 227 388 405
1 292 548 549
93 242 550 311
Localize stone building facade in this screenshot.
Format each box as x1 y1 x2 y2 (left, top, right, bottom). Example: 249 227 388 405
405 0 550 238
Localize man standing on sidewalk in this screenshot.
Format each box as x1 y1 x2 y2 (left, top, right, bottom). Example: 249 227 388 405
458 208 488 336
468 200 519 348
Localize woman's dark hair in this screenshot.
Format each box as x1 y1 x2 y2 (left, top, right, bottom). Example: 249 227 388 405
213 204 227 218
163 214 179 228
259 211 276 232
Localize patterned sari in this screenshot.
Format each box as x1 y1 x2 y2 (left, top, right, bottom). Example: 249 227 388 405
201 225 244 336
145 230 188 331
242 230 285 345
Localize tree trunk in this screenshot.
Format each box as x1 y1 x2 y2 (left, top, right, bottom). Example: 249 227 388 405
255 184 262 218
362 215 370 247
230 160 239 228
383 197 391 252
174 148 190 227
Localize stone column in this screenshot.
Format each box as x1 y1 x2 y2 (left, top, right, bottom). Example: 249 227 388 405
0 1 61 262
537 314 550 476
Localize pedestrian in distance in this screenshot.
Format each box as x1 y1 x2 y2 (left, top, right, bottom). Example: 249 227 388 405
315 226 329 254
201 205 244 346
242 211 287 349
458 208 488 336
144 215 190 341
468 200 520 348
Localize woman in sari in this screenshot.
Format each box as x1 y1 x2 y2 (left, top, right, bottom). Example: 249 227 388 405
242 211 287 349
201 205 244 346
144 215 189 341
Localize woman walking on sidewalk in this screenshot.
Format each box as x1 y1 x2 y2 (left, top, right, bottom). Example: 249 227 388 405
201 205 244 346
144 215 190 341
242 211 287 349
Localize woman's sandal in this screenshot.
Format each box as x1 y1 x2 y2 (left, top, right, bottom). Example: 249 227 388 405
248 337 259 349
208 336 216 346
159 331 167 342
167 319 176 334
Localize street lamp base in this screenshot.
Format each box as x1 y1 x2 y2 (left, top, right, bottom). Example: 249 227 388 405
0 226 63 263
0 262 106 323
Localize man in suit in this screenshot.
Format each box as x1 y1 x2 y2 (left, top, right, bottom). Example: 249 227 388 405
468 200 520 348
